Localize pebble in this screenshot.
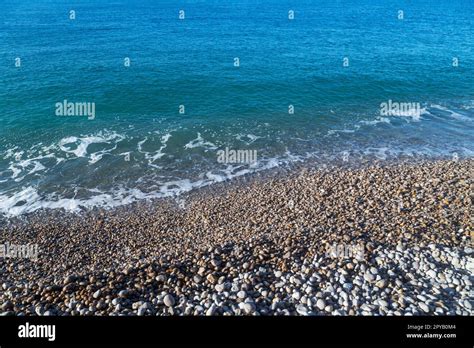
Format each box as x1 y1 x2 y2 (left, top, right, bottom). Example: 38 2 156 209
163 294 175 307
419 303 430 313
206 274 217 284
342 283 353 291
296 304 309 316
206 304 217 316
118 290 129 298
237 291 246 299
316 299 326 310
364 273 375 282
0 160 471 318
241 302 256 315
1 301 13 311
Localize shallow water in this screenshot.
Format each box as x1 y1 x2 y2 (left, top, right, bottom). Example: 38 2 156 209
0 0 473 216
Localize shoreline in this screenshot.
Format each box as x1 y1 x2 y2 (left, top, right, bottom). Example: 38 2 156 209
0 153 466 224
0 158 472 316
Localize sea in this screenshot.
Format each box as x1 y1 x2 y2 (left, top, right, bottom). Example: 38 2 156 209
0 0 473 216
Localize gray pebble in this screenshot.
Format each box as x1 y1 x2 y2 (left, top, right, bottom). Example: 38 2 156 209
164 294 175 307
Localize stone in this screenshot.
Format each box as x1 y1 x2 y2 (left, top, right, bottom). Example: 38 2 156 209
296 304 309 316
419 303 430 313
155 274 167 282
364 273 375 282
1 301 13 311
237 291 246 299
118 290 129 298
417 294 427 302
241 302 256 315
206 304 217 316
211 259 221 268
292 291 301 301
316 299 326 310
140 302 151 311
342 283 353 291
206 274 217 284
63 275 77 285
93 290 101 299
369 267 378 275
164 294 175 307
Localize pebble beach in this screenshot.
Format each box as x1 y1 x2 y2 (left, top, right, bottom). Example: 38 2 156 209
0 159 472 316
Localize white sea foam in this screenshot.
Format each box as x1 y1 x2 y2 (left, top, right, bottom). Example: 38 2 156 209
460 101 474 110
184 133 218 151
0 151 296 217
326 128 358 136
1 130 130 186
137 133 173 166
362 147 390 160
0 140 469 218
8 165 22 180
59 131 125 160
236 133 262 145
149 133 172 161
137 137 148 152
3 147 20 160
427 104 473 122
1 115 471 217
394 111 422 121
7 154 54 181
360 117 391 126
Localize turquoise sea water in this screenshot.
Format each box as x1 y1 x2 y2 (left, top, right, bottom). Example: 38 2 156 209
0 0 473 216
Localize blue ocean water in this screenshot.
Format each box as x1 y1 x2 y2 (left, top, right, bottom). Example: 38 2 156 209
0 0 473 216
